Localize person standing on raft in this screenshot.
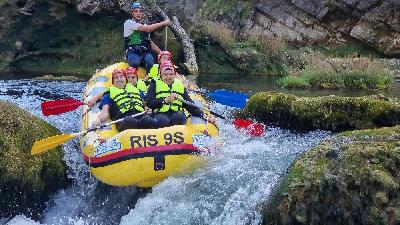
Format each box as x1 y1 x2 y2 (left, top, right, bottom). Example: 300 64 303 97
124 2 170 81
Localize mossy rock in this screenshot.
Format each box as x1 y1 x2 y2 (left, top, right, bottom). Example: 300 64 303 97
263 126 400 225
244 92 400 132
0 100 69 219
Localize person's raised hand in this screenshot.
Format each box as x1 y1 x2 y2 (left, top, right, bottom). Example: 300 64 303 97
163 19 171 26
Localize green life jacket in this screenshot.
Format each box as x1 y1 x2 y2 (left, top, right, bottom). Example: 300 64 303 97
136 79 147 93
155 78 184 113
126 20 151 50
149 64 179 79
148 64 159 78
107 83 144 114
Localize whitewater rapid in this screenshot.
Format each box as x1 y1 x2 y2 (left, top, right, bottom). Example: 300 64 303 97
0 79 330 225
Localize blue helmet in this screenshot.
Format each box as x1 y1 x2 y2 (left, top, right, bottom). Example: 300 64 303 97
131 2 143 10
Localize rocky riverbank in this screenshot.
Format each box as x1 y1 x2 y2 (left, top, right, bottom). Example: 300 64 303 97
1 0 399 76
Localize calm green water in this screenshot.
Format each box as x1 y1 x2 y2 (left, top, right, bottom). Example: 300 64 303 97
194 73 400 98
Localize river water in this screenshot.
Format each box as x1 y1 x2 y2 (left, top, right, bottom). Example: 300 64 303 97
1 78 331 225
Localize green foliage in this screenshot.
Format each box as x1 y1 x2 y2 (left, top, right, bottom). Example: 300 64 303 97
279 57 392 90
302 66 344 89
277 76 310 89
1 2 125 77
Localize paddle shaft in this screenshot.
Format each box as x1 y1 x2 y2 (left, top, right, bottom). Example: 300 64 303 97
86 111 147 133
31 111 147 155
177 97 225 119
165 27 168 50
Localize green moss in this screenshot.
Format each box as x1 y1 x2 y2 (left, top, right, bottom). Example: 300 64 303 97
373 191 389 205
339 126 400 139
245 92 400 132
263 125 400 224
0 100 69 219
370 170 398 190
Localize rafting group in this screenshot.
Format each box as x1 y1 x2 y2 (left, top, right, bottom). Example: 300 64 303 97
31 2 261 187
88 2 215 131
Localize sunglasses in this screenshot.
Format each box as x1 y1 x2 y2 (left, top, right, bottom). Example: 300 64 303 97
133 9 142 13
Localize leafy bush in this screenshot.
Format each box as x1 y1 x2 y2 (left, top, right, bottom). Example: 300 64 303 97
279 56 392 90
277 76 310 89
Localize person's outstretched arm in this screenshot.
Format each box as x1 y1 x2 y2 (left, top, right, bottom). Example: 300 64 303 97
87 91 104 107
138 19 170 33
91 105 110 128
151 41 161 54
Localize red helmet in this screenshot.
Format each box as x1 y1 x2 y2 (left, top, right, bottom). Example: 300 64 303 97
124 67 138 78
157 51 173 63
159 61 176 75
111 68 126 83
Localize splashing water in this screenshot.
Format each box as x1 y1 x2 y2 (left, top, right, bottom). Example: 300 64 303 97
0 79 330 225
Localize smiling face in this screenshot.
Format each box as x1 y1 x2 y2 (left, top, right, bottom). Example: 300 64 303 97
126 73 138 85
132 8 143 21
113 73 127 89
160 69 175 85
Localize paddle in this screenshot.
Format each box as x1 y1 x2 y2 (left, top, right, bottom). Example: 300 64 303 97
177 97 226 120
178 97 265 136
40 87 247 116
31 112 146 155
232 118 265 137
41 98 85 116
188 89 247 109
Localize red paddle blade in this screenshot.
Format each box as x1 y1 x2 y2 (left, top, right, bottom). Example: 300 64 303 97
246 123 265 136
232 118 265 136
41 99 84 116
233 119 253 129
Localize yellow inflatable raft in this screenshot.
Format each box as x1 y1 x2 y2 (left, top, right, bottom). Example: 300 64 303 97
80 62 218 187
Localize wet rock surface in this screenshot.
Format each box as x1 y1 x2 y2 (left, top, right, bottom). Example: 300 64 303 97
263 125 400 225
0 100 69 220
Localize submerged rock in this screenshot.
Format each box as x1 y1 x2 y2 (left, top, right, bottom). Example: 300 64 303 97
33 74 83 81
245 92 400 132
0 100 69 220
263 125 400 225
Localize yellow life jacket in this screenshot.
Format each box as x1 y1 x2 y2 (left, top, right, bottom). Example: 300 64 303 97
136 79 147 93
149 64 179 79
107 83 144 114
154 78 184 113
148 64 159 78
